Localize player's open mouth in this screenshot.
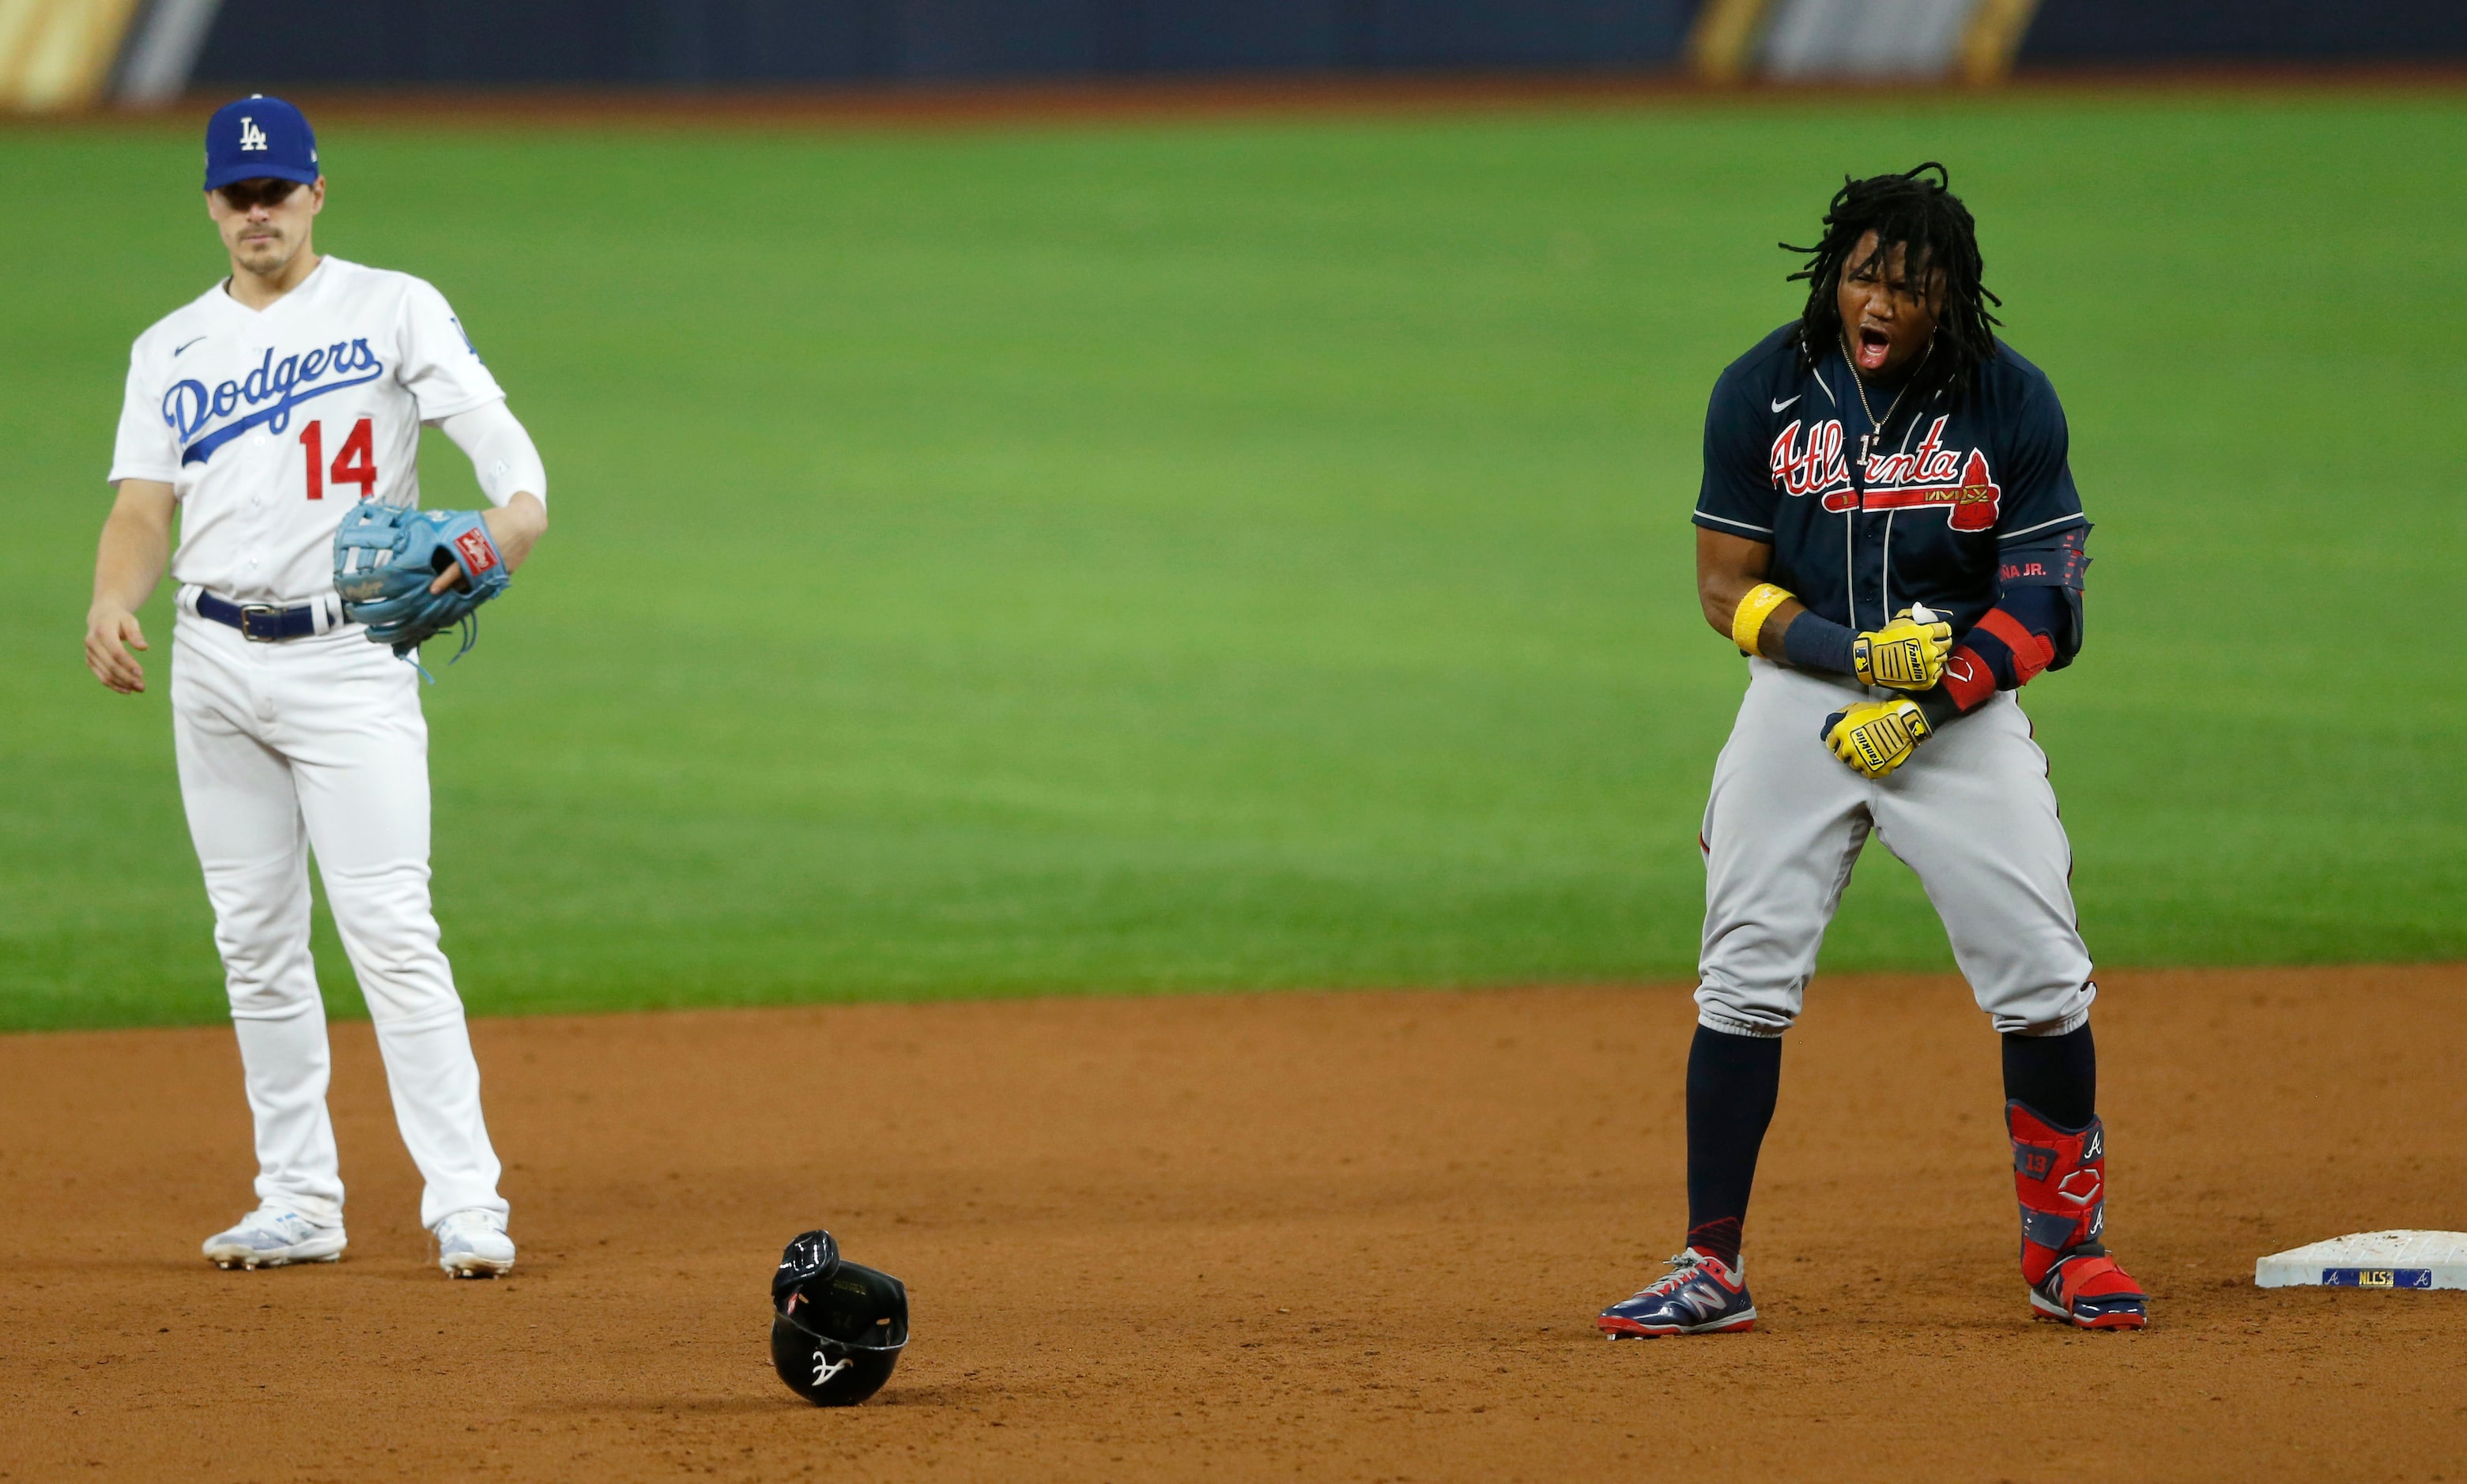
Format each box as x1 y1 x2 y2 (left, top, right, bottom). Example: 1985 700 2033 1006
1854 323 1892 372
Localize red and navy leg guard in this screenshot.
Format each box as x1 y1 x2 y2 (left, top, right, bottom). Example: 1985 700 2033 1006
2008 1100 2147 1330
2009 1100 2105 1282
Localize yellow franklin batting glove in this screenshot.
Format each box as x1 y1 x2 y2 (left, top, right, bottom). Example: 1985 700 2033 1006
1853 607 1956 690
1821 696 1932 778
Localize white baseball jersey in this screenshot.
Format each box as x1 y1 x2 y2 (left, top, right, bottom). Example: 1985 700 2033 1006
109 256 504 605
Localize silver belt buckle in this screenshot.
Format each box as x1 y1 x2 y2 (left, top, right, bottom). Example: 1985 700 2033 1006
238 604 285 642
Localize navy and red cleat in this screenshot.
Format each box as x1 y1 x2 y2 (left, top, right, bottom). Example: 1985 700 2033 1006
2030 1247 2148 1330
1597 1249 1756 1338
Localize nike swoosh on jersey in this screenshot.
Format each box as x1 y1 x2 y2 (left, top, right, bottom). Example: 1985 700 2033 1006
1771 395 1801 412
174 336 208 357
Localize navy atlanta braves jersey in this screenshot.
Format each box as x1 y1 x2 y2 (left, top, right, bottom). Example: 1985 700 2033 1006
1692 325 2086 635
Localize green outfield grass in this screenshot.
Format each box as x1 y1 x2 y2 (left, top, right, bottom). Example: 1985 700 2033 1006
3 94 2461 1030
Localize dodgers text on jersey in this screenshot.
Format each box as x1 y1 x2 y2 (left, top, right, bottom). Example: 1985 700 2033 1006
164 339 386 466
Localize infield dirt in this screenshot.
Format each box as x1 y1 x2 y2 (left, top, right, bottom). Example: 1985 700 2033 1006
6 965 2462 1482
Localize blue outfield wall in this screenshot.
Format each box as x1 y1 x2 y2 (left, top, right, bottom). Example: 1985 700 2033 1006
189 1 1702 85
189 0 2467 87
2021 0 2467 64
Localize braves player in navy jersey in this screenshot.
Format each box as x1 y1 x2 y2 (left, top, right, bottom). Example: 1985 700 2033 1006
1598 165 2145 1337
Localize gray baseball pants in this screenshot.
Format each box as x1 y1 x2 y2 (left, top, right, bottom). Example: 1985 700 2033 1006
1695 658 2095 1038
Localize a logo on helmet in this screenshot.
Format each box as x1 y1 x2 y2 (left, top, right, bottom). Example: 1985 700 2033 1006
811 1352 852 1387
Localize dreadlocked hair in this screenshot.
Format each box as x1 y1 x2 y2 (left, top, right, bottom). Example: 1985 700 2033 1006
1782 162 2001 406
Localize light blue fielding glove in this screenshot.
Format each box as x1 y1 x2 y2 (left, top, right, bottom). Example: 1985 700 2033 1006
333 503 511 669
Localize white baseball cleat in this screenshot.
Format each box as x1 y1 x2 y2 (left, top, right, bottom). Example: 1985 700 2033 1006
202 1208 347 1270
433 1209 515 1279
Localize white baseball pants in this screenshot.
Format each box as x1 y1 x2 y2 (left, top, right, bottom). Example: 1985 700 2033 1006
1696 658 2095 1038
171 612 507 1231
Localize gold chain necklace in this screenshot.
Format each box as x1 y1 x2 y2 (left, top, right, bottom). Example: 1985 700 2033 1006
1844 336 1931 468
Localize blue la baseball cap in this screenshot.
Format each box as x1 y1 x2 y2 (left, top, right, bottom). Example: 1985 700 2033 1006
203 94 320 191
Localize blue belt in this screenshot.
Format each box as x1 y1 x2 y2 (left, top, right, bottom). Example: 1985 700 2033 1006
195 591 330 642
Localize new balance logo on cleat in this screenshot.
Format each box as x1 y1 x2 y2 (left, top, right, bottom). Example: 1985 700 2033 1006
1597 1249 1756 1339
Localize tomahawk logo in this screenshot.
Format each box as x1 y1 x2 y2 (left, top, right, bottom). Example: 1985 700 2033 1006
1857 447 2004 532
237 116 269 152
811 1352 852 1387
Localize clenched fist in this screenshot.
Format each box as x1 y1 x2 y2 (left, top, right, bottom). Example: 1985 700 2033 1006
1853 606 1954 690
1821 696 1931 778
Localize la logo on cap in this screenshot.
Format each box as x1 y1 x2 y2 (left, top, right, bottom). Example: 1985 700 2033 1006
238 117 268 152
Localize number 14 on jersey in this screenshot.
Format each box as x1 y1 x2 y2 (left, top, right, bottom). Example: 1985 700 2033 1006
299 418 376 500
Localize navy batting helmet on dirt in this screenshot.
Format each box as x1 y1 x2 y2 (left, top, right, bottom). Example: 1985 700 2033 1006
769 1230 908 1406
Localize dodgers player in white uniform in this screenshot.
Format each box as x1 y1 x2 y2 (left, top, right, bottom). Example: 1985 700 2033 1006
84 96 549 1277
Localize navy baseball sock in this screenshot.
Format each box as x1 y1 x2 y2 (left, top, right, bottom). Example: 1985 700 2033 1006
2001 1023 2096 1129
1684 1024 1782 1265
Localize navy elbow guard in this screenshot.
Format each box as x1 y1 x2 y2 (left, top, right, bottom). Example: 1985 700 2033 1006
1944 526 2089 711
